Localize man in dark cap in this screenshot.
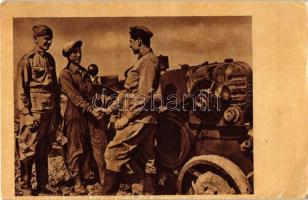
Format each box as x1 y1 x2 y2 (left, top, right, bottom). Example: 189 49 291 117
16 25 62 195
101 26 160 195
59 40 107 195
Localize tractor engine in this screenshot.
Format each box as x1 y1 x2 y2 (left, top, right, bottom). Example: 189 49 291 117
157 58 253 171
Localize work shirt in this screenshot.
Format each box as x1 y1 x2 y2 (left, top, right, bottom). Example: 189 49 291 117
110 47 160 124
59 62 95 120
16 48 60 115
59 62 107 180
104 47 159 173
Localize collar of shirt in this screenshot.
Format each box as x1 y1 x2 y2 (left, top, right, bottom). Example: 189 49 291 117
138 46 152 59
68 62 84 74
67 62 89 80
33 46 47 57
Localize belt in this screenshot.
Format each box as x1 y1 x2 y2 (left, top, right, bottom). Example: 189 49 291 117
30 87 53 93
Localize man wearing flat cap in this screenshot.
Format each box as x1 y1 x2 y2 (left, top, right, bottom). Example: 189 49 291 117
102 26 160 195
16 25 62 195
59 40 107 195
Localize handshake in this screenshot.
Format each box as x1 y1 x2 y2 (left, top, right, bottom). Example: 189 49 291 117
90 107 109 120
90 107 129 130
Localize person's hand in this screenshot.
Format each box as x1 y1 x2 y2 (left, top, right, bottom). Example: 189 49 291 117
99 107 113 115
115 116 129 130
96 111 105 120
24 114 39 131
91 108 105 120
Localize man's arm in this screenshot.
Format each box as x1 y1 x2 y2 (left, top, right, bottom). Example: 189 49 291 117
16 57 31 115
59 70 93 113
104 90 126 115
16 56 39 129
125 56 159 120
49 56 62 122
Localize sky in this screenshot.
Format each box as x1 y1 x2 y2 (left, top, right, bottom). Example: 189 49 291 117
13 16 252 79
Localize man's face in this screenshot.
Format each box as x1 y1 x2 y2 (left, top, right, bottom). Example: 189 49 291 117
129 38 140 54
68 47 82 64
34 35 52 51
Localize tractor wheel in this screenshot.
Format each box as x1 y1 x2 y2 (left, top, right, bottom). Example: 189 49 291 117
178 155 252 194
156 111 192 169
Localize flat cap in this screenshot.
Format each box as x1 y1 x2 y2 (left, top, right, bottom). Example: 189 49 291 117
62 40 83 57
129 26 153 39
32 25 53 38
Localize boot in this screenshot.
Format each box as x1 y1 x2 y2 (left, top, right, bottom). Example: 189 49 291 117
143 173 157 195
20 158 33 195
74 175 88 195
35 156 49 194
31 185 54 196
101 169 120 195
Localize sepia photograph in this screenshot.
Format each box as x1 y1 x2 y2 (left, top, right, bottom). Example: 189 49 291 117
13 16 253 196
1 1 308 199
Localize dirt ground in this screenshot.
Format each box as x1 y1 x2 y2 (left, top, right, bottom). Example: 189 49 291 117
15 141 178 196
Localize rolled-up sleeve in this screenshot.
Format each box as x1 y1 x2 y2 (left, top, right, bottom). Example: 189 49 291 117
125 56 159 120
59 70 92 113
16 57 31 115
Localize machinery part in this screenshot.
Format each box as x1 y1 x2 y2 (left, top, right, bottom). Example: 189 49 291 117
87 64 99 77
223 106 241 123
177 155 252 194
156 111 192 169
215 84 231 101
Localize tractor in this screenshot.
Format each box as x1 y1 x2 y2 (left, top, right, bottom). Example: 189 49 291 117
155 57 253 194
70 56 253 195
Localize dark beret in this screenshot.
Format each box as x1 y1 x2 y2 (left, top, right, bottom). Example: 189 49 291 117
129 26 153 39
62 40 83 57
32 25 53 38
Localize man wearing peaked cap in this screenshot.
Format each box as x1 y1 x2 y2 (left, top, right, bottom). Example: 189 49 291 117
130 26 153 37
16 24 61 195
59 40 107 195
32 25 53 38
129 26 153 51
102 25 160 195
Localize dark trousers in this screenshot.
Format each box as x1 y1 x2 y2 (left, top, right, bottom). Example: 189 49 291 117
18 111 57 188
20 155 49 188
63 115 107 184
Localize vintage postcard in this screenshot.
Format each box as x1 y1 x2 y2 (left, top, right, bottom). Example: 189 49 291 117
1 1 308 199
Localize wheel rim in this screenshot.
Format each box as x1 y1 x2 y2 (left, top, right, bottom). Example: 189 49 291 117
178 155 252 194
189 171 235 194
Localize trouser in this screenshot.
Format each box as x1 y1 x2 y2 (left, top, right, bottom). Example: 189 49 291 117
18 111 57 188
63 115 107 184
104 122 157 174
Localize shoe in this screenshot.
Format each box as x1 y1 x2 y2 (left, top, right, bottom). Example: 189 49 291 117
74 176 88 195
143 173 157 195
36 186 55 195
20 187 32 196
74 184 88 195
20 181 31 190
101 169 120 195
20 181 32 196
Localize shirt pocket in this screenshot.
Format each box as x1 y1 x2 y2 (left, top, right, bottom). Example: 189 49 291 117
32 66 46 79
